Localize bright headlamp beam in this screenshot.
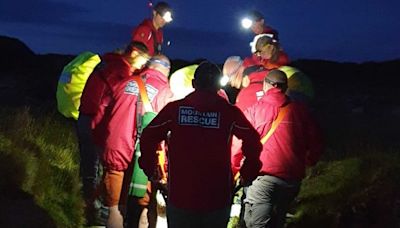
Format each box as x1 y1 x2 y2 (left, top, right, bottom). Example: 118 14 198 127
241 18 253 29
220 75 230 86
163 11 173 23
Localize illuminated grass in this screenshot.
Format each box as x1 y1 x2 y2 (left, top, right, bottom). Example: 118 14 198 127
0 106 84 227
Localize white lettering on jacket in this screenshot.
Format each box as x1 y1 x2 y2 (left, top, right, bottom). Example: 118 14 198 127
124 81 139 95
178 106 220 128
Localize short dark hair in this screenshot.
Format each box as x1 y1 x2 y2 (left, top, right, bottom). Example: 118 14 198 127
153 2 172 15
193 61 221 90
124 41 149 55
265 69 288 92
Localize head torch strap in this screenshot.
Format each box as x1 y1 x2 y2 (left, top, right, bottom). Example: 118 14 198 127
149 59 170 69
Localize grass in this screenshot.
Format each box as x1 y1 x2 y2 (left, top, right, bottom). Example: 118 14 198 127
0 106 84 227
1 105 399 227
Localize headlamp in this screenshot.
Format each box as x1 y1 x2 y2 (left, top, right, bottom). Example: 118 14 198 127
162 11 173 23
220 75 230 87
149 59 170 69
241 17 253 29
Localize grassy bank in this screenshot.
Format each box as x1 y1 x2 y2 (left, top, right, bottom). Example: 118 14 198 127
0 106 84 227
1 106 399 227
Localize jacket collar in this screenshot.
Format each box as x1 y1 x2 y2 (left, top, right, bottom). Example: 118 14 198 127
260 87 290 107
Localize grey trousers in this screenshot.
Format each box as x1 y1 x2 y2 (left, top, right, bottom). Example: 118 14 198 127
244 175 300 228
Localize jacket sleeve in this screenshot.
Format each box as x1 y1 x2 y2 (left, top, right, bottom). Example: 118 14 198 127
231 106 262 184
231 135 243 176
139 103 173 178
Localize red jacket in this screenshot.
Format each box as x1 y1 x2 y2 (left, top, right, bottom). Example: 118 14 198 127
240 88 324 181
139 90 262 211
80 53 133 128
94 66 171 171
235 65 268 112
132 19 163 56
261 25 279 40
243 52 289 72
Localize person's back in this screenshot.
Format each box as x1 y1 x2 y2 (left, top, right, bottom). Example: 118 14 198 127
235 66 268 112
240 70 323 228
158 90 244 210
139 61 262 228
245 88 322 179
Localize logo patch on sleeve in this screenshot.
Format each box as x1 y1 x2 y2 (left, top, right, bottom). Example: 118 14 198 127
124 81 139 95
145 84 158 102
178 106 220 128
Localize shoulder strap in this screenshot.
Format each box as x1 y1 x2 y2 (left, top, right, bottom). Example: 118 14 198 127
132 76 153 113
260 105 289 144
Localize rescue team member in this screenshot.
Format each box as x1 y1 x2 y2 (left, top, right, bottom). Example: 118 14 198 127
78 42 149 226
236 70 324 228
132 1 173 56
124 54 173 228
247 34 285 70
93 54 173 228
223 35 287 112
169 64 230 102
242 10 279 40
138 61 263 228
242 10 290 67
222 56 268 112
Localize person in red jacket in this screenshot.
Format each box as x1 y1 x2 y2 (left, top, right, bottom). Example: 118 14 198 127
242 10 290 68
93 53 172 228
78 41 149 226
123 54 173 228
223 56 268 112
138 61 262 228
235 70 324 228
131 2 173 56
242 10 279 40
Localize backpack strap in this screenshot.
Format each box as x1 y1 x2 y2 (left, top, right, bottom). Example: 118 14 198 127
132 76 153 113
234 105 289 183
260 105 289 144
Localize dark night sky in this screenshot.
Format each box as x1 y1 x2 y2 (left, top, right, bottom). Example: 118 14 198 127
1 0 399 63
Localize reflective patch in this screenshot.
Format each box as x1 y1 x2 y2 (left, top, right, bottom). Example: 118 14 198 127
178 106 220 128
145 84 158 102
256 90 264 100
124 81 139 95
59 72 71 84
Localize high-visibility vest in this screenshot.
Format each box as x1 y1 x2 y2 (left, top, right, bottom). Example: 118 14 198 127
56 51 101 120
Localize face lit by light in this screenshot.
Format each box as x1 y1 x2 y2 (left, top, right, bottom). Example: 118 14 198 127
162 11 173 23
132 53 149 69
220 75 230 86
241 18 253 29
